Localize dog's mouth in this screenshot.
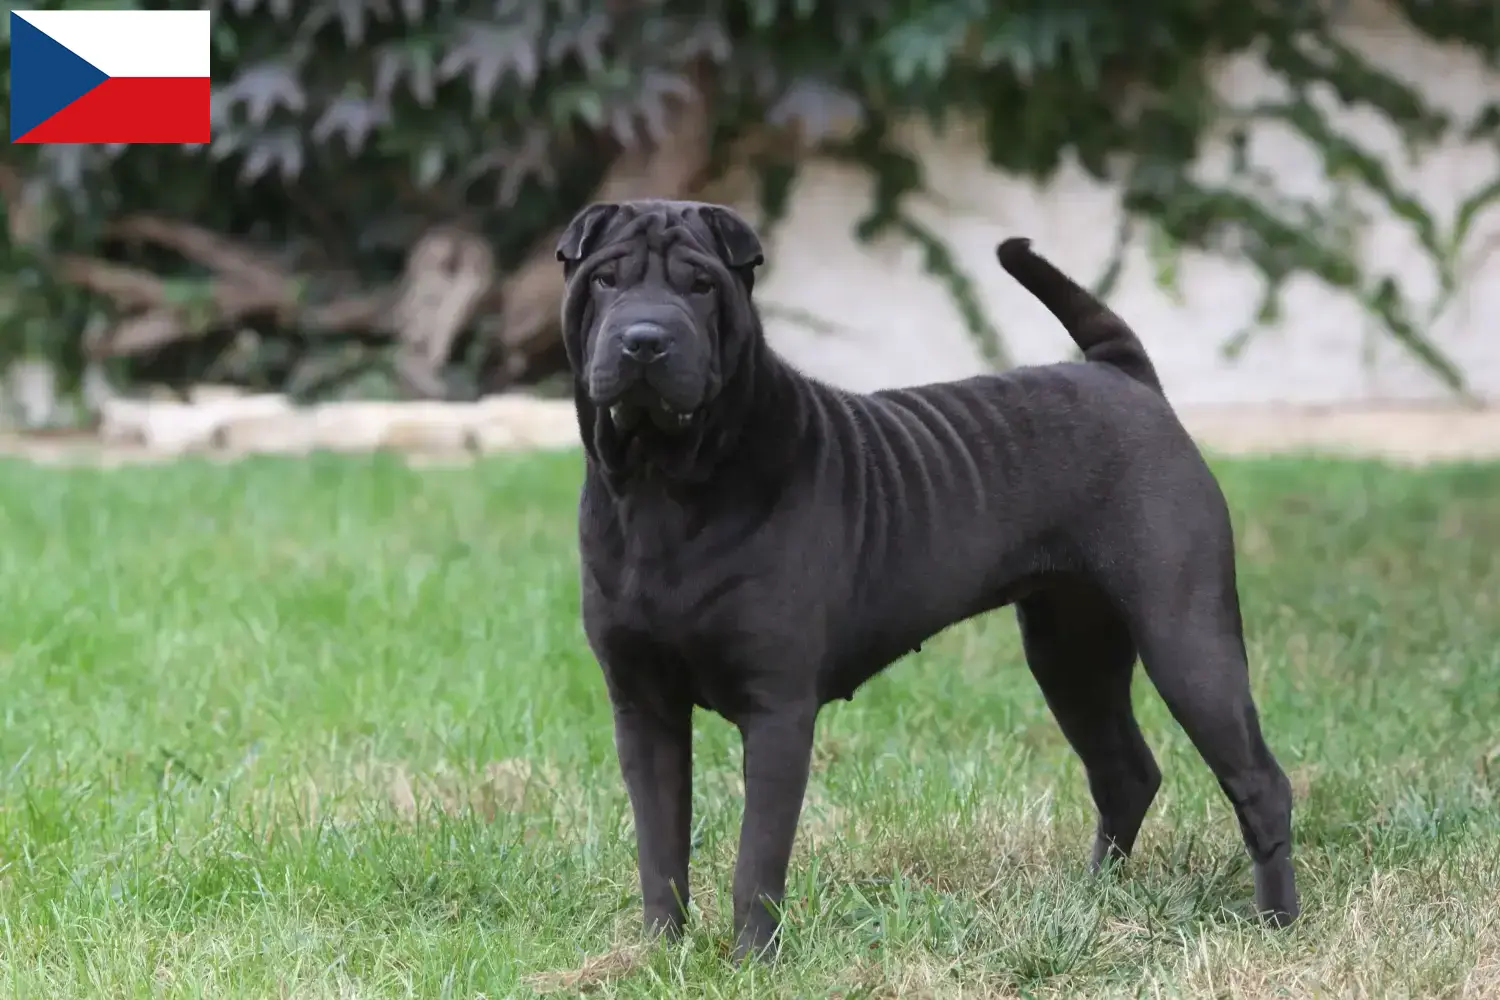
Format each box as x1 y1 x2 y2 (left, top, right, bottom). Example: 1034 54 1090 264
607 397 697 434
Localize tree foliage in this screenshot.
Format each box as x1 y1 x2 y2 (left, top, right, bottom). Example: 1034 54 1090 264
1 0 1497 414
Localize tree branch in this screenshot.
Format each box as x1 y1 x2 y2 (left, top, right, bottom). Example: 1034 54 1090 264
106 214 291 299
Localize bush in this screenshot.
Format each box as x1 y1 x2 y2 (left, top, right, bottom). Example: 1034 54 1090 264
1 0 1496 414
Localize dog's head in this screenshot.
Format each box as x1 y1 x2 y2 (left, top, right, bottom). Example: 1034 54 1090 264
556 199 765 477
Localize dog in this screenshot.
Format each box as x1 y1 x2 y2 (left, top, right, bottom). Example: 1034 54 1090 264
555 199 1299 960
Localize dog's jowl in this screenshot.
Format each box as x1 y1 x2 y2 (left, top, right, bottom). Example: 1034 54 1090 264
555 199 1299 960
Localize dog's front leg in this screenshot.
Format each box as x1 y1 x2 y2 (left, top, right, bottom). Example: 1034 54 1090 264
731 705 817 961
613 701 693 939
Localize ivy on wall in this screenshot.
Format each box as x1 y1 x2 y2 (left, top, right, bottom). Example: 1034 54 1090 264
0 0 1496 411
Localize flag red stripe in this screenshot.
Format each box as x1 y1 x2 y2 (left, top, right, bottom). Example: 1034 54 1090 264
14 76 210 144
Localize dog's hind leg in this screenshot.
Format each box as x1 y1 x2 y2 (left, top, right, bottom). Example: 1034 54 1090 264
1128 569 1299 927
1017 583 1162 869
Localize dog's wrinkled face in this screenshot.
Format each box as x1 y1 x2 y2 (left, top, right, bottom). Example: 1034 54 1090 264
556 199 764 441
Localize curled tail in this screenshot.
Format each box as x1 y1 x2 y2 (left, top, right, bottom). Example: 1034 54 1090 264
996 237 1163 394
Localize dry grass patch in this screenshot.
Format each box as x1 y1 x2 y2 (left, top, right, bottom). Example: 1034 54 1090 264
525 943 650 995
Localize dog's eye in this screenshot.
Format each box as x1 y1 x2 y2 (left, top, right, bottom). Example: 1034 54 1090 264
593 270 617 290
689 274 713 295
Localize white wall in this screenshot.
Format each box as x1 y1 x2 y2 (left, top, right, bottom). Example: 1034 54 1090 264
748 1 1500 407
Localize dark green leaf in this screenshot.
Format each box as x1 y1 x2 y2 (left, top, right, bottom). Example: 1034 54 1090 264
218 63 307 126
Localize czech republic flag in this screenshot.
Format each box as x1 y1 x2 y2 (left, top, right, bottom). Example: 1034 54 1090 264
9 9 210 144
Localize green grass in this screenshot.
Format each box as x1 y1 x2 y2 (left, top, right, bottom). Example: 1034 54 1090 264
1 451 1498 999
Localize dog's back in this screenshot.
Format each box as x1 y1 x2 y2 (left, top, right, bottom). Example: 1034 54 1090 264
840 237 1192 552
809 246 1209 679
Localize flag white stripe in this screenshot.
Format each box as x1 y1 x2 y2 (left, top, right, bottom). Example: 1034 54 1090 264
12 10 210 79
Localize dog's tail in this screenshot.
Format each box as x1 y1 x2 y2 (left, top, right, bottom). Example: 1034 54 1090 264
996 237 1163 394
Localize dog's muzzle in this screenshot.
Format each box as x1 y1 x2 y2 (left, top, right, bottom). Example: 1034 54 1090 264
590 312 708 433
608 323 692 428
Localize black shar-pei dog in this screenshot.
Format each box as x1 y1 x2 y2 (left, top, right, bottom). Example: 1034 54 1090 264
554 198 1298 960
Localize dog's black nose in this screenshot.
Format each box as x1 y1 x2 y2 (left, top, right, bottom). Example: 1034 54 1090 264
620 323 670 363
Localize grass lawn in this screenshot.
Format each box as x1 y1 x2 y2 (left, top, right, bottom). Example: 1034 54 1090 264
0 451 1497 999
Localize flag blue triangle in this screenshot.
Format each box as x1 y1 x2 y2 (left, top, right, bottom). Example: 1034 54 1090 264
9 12 110 142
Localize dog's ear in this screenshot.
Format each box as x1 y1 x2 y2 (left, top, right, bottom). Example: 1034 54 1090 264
702 205 764 271
556 203 620 265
